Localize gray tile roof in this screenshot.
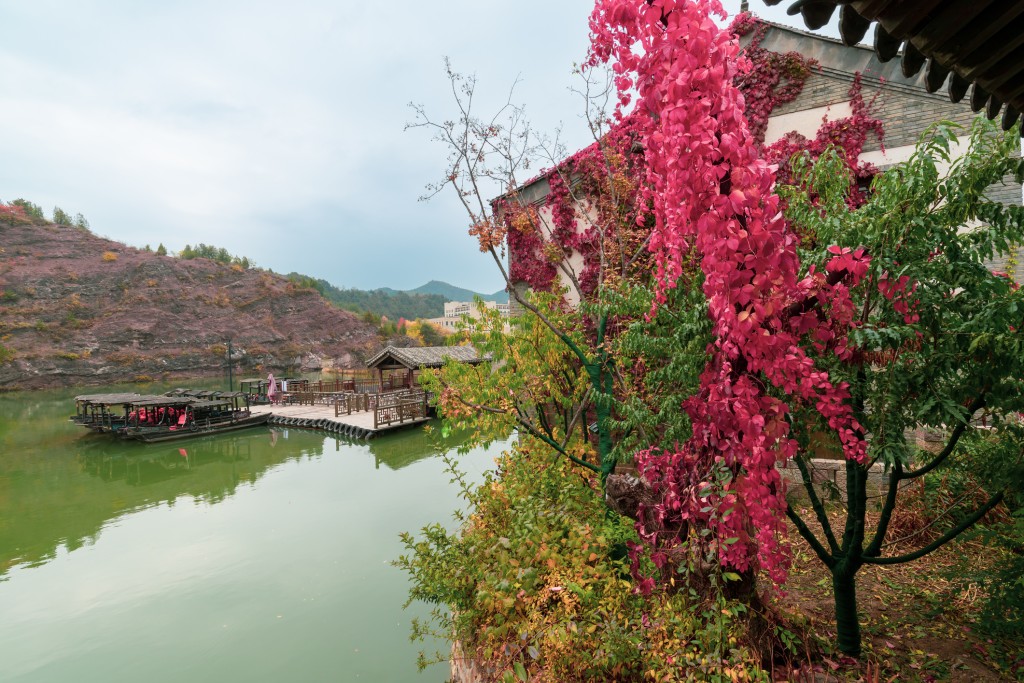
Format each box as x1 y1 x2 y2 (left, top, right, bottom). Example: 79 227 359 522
366 345 484 369
764 0 1024 131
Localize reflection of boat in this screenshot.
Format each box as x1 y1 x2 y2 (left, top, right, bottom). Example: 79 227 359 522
119 392 269 443
80 436 256 486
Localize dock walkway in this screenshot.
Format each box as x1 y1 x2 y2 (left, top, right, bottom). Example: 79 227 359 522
250 402 430 439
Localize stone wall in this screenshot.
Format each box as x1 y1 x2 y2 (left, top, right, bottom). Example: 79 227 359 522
779 457 894 504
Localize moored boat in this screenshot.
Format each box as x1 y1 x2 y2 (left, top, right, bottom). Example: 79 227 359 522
119 392 269 443
71 393 162 433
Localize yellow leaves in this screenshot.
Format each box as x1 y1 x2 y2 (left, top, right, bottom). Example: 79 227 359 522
542 242 564 264
509 204 540 234
468 218 507 252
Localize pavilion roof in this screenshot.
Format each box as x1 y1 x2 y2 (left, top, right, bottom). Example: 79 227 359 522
365 345 485 370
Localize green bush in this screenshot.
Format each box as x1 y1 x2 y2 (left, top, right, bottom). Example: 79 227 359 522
52 206 72 225
11 199 44 221
942 426 1024 641
397 440 766 681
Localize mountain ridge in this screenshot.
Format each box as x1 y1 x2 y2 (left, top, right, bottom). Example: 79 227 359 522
406 279 508 304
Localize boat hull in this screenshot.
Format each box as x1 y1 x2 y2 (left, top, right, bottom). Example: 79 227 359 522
123 413 271 443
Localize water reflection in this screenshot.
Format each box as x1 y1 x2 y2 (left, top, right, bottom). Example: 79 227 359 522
0 382 504 683
79 434 255 487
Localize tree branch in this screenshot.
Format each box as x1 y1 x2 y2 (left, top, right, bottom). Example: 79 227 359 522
786 504 836 568
864 460 902 557
862 491 1004 565
900 395 985 480
793 455 840 554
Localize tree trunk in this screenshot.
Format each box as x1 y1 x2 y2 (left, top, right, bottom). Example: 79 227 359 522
832 562 861 657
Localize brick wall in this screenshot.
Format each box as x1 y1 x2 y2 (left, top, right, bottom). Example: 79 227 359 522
759 22 1024 283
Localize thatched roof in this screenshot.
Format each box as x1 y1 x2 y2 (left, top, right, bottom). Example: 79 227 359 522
764 0 1024 131
365 345 485 370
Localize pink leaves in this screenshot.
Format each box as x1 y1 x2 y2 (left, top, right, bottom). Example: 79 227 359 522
590 0 870 586
826 246 870 283
878 272 921 324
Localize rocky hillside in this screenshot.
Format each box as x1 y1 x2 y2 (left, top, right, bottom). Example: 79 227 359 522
0 220 386 390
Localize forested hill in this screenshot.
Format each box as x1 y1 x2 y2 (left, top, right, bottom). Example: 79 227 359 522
286 276 509 320
0 220 386 391
285 274 446 320
405 279 508 304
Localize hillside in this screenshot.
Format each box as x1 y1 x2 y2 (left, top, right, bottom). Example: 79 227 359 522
0 220 387 391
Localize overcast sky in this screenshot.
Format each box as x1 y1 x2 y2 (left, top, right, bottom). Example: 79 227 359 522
0 1 822 293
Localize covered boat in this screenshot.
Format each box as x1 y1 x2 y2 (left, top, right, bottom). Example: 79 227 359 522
71 393 162 433
118 392 269 443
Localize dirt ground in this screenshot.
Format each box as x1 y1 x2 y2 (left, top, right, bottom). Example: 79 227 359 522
771 498 1022 682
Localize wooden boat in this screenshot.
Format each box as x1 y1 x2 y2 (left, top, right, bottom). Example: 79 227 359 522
71 393 163 433
118 392 269 443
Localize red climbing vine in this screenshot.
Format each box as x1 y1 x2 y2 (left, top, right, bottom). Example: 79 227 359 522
501 115 648 298
731 12 817 145
588 0 869 584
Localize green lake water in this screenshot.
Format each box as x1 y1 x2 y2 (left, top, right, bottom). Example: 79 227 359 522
0 383 501 682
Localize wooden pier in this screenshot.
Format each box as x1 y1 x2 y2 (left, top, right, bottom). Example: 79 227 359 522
249 388 431 439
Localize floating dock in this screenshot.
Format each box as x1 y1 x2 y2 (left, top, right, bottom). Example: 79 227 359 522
250 402 430 440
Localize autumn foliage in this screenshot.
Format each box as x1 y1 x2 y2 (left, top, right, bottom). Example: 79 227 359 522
588 0 867 584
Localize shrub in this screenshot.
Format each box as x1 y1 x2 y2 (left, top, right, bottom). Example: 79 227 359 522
943 426 1024 642
398 441 766 681
52 206 72 225
102 251 118 262
11 199 44 221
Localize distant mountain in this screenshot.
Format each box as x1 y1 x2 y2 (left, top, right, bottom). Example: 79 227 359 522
286 275 446 320
408 280 509 304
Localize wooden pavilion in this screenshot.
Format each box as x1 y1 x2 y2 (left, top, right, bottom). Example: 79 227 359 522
365 345 486 389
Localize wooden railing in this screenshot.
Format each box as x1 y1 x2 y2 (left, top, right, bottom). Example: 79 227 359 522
305 372 413 395
332 388 427 417
374 392 428 429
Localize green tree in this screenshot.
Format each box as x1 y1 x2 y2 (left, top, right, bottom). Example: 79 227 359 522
779 121 1024 656
156 243 168 256
73 212 90 231
11 199 44 221
415 319 445 346
52 206 72 225
409 62 653 483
